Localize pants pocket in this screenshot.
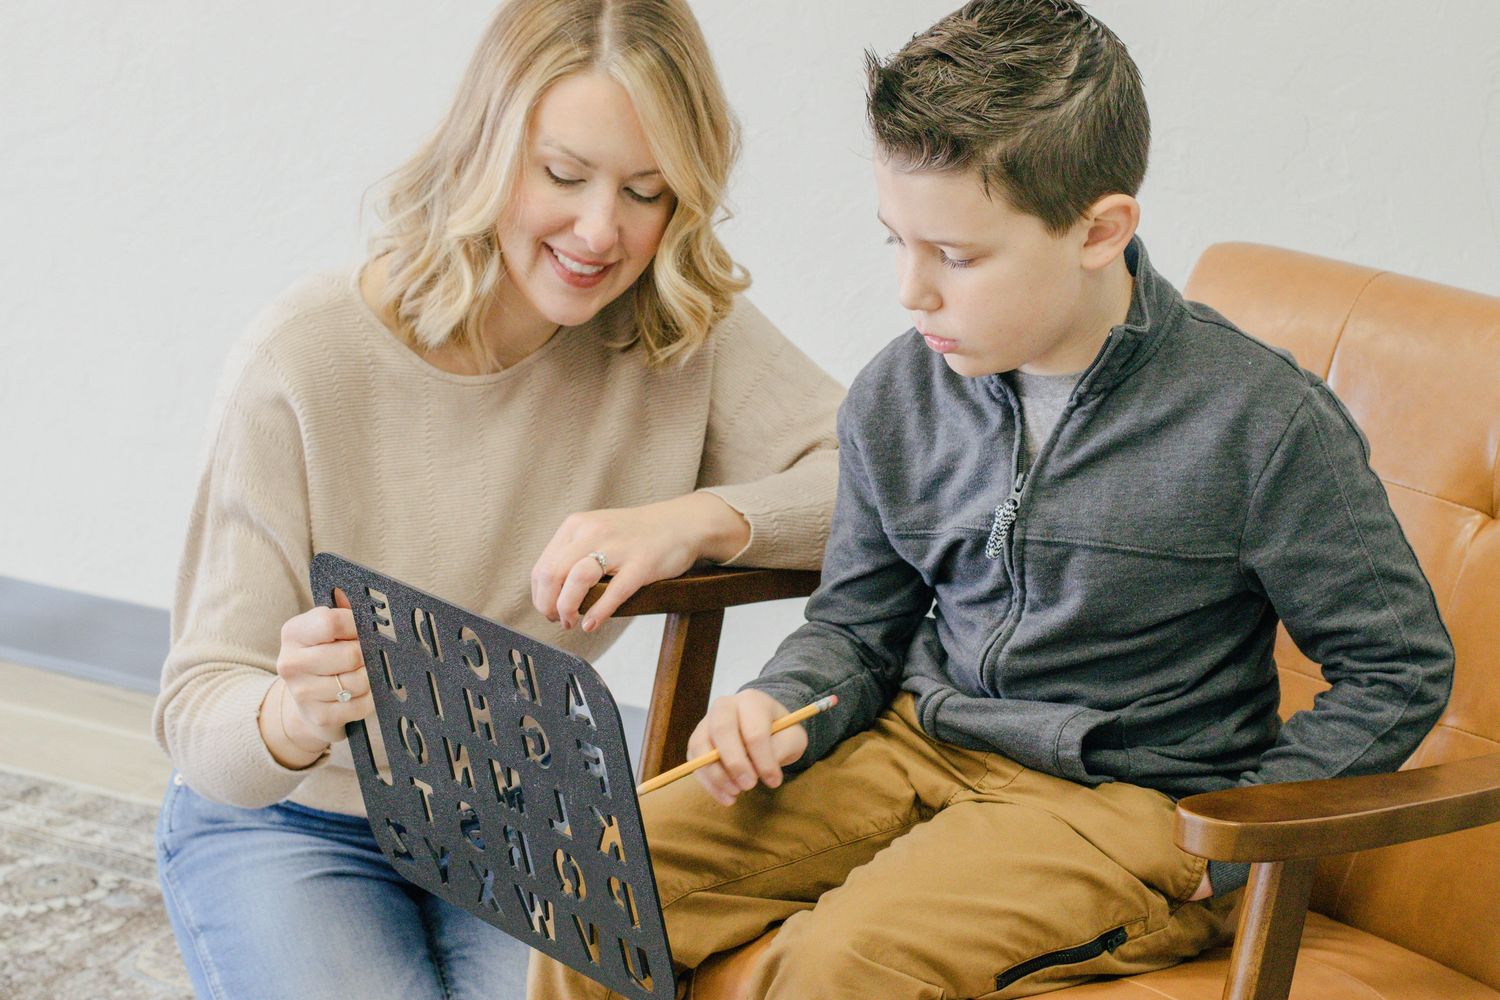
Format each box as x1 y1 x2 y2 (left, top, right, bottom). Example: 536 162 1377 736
992 925 1129 993
155 775 184 864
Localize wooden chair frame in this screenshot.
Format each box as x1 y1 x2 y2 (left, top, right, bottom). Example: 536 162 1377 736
1175 753 1500 999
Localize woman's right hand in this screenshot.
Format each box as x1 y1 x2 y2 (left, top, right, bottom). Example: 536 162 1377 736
262 593 374 765
688 690 807 806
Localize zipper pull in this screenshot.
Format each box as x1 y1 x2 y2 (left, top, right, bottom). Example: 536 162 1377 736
985 474 1027 560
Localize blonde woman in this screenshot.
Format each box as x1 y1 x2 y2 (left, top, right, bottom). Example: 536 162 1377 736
151 1 841 995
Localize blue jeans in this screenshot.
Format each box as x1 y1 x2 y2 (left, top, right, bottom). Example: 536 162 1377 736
156 774 527 1000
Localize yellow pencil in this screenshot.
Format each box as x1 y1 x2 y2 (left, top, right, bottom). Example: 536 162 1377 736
635 694 839 795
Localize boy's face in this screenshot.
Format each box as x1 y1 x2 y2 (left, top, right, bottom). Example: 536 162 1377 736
874 158 1103 378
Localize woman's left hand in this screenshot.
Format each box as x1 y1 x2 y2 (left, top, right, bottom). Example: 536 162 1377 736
531 492 750 632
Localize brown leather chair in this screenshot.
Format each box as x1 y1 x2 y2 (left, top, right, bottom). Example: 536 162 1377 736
632 244 1500 1000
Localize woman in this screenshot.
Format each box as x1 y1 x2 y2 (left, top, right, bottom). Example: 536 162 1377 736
151 1 841 996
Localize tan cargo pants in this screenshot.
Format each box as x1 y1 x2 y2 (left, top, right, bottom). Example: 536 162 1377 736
527 693 1235 999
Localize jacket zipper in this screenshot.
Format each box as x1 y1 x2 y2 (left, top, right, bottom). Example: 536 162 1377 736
977 336 1120 694
993 926 1129 992
984 470 1027 560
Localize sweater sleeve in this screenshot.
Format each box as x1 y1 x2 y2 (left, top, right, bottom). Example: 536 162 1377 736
1210 384 1455 894
695 297 844 569
741 402 935 771
151 343 327 808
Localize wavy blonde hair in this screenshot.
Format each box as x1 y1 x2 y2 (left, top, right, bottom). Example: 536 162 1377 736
366 0 748 366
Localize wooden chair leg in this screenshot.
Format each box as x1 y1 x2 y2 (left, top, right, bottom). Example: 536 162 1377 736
1222 858 1316 1000
636 609 724 782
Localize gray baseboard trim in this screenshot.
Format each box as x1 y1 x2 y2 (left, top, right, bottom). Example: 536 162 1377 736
0 576 648 754
0 576 170 694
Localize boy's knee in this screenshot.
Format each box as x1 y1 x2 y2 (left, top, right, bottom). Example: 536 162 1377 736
752 919 890 999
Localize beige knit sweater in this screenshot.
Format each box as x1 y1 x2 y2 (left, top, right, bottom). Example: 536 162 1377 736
152 269 844 815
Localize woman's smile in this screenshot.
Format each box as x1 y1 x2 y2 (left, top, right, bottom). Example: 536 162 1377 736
545 242 616 288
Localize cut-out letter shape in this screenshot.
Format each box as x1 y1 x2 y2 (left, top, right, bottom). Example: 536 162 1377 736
514 884 556 941
464 686 494 744
412 606 443 659
491 761 524 814
420 836 451 885
412 777 435 824
554 848 586 899
511 648 540 704
577 739 610 797
502 823 534 876
399 714 428 765
520 715 551 767
468 860 498 912
572 914 602 965
367 586 397 642
386 818 412 861
548 788 573 838
458 801 484 851
460 625 489 680
593 807 625 864
445 736 475 790
620 939 653 991
565 672 595 727
609 876 642 929
377 647 408 702
427 670 445 721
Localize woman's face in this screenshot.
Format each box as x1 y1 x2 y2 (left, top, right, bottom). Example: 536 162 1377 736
496 72 675 338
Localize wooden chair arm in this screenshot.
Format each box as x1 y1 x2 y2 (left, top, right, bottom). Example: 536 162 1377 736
582 566 821 618
1171 753 1500 1000
1174 752 1500 862
580 567 820 781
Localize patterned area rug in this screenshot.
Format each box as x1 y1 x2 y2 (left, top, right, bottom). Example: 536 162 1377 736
0 768 192 999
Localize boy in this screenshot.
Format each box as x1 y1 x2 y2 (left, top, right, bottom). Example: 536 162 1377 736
529 1 1453 997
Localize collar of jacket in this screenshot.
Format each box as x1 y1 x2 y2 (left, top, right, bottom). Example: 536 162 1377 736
983 236 1181 404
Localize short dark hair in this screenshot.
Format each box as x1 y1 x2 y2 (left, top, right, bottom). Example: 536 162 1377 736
866 0 1149 234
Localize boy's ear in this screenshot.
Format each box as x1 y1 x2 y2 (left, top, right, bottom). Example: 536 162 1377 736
1078 194 1140 271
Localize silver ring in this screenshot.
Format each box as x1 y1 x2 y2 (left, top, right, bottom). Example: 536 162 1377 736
334 673 352 703
588 551 609 574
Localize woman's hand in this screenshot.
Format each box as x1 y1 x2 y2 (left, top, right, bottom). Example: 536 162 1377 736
258 591 373 767
686 690 806 805
531 492 750 632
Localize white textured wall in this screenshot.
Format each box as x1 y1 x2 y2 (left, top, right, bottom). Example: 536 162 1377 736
3 2 1497 705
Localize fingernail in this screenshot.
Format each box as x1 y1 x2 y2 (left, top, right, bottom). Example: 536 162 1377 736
582 618 596 632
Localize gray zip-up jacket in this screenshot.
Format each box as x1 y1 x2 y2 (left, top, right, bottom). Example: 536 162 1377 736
744 239 1453 894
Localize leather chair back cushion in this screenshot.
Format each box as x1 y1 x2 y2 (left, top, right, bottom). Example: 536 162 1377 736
1184 244 1500 988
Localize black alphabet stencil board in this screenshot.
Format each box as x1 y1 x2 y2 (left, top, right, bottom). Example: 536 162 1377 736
310 553 674 999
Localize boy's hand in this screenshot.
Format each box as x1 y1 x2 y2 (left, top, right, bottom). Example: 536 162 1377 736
689 691 807 806
1188 870 1213 901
